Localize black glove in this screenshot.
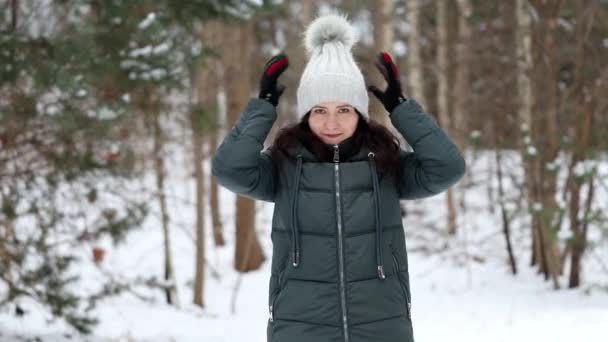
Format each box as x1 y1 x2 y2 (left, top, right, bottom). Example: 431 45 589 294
258 53 289 107
367 52 407 113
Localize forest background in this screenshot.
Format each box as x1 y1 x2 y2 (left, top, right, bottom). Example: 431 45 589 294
1 0 607 341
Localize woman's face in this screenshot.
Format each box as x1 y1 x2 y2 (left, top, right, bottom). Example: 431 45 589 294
307 101 359 145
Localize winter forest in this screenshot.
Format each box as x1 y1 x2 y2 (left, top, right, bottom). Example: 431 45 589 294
1 0 608 341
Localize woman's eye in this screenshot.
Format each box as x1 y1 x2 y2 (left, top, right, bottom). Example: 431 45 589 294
314 109 326 114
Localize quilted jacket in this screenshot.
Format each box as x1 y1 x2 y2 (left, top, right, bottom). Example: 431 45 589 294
212 97 466 342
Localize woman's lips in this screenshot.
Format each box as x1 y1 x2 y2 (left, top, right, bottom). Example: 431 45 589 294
323 133 341 138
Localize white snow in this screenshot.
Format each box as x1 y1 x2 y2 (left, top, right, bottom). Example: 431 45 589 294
152 42 171 55
138 13 156 31
147 68 167 80
573 160 597 177
545 160 558 171
75 88 88 97
129 46 153 59
86 106 118 120
0 149 606 342
393 40 407 57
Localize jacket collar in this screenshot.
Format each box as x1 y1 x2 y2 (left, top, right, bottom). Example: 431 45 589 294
287 135 372 163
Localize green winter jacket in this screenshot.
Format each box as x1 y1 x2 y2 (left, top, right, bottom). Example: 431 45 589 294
212 97 466 342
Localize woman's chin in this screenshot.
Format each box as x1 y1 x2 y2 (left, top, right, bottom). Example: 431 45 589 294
321 136 343 144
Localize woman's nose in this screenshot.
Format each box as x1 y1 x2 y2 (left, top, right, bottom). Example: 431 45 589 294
325 116 339 130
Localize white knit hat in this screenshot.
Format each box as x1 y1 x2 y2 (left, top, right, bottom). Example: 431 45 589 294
296 13 369 120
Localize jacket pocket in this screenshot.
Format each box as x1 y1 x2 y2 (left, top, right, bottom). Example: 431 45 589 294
391 248 412 321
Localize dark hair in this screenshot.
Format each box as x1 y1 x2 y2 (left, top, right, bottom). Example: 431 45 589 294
271 110 402 181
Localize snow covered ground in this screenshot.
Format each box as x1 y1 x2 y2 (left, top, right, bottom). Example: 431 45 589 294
1 150 607 341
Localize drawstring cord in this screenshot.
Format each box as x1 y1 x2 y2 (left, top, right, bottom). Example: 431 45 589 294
368 152 386 280
289 151 384 280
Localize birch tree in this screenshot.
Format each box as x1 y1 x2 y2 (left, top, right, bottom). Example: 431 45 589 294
436 0 459 236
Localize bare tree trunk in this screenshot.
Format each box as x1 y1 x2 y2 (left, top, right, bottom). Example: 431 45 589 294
191 20 219 304
567 1 604 288
436 0 458 236
515 0 538 268
527 0 564 289
192 113 206 307
190 20 226 307
436 0 451 139
541 4 561 280
201 20 225 247
454 0 471 151
0 191 16 292
10 0 18 31
444 0 472 236
370 0 394 125
209 141 225 247
515 0 533 129
406 0 427 106
152 105 179 306
495 142 517 275
277 0 315 129
569 174 594 288
222 20 265 272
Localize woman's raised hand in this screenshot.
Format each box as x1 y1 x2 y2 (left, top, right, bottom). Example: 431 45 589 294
367 52 407 113
258 53 289 107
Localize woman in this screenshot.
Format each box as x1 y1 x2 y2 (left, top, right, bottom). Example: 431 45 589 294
212 14 465 342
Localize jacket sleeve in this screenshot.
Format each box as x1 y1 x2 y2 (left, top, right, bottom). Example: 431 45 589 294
211 97 277 202
389 98 466 200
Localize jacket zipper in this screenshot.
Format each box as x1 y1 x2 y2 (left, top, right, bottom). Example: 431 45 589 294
334 145 349 342
391 251 411 320
269 263 287 322
269 294 277 322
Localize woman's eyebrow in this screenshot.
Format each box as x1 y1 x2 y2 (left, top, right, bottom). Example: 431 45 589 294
314 105 352 109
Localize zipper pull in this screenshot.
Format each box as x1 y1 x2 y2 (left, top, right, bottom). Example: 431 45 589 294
377 265 386 279
407 302 412 320
269 305 274 321
333 145 339 163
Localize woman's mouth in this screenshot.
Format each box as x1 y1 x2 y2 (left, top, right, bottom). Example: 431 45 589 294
323 133 342 138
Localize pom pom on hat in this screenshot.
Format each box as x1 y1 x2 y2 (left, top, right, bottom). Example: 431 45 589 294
304 13 358 55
